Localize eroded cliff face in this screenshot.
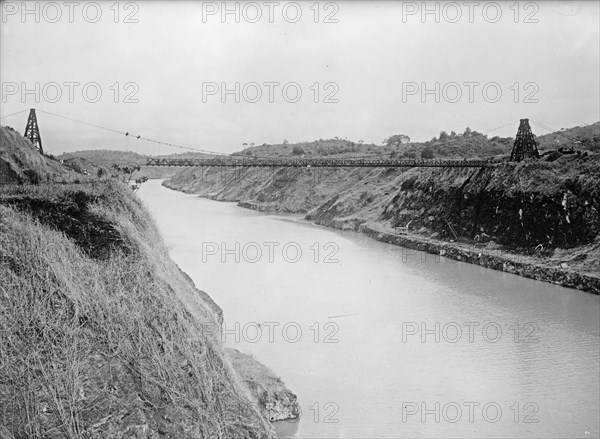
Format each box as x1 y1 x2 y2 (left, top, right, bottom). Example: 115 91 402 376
309 157 600 252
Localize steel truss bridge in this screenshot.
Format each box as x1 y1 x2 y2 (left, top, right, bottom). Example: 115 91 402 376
145 157 490 168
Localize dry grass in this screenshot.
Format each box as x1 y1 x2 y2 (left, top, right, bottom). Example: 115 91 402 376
0 182 275 438
0 127 76 185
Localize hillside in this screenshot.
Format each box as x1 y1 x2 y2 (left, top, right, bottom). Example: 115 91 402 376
164 122 600 293
537 121 600 152
234 122 599 160
0 130 298 437
0 126 78 185
58 150 216 180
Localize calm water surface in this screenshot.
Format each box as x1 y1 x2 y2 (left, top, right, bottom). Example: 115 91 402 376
138 180 600 438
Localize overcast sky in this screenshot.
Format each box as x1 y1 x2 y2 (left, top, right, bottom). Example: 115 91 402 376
1 1 599 155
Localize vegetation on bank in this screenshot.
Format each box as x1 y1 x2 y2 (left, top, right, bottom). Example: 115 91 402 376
234 122 599 160
0 181 282 438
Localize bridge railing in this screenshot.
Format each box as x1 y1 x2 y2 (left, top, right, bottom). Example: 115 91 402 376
145 157 490 168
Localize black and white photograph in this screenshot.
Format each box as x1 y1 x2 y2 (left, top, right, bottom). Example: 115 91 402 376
1 1 599 438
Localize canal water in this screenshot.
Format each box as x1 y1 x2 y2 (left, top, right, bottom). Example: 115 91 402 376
138 180 599 438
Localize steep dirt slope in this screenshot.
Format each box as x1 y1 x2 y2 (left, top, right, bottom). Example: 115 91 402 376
165 165 370 213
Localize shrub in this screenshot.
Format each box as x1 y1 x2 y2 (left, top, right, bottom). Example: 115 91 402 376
421 146 435 159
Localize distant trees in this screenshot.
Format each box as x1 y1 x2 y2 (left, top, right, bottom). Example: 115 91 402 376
384 134 411 146
292 146 305 155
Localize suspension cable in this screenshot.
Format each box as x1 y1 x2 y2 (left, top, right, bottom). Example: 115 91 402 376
530 120 583 144
0 109 30 120
35 109 230 156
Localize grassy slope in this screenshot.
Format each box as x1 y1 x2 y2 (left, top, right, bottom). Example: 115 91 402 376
0 182 280 438
1 126 299 437
0 127 75 184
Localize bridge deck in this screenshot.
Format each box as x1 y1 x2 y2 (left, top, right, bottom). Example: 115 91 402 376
146 157 490 168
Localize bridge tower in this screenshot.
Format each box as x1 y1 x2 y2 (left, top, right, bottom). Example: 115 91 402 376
510 118 538 162
24 108 43 154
